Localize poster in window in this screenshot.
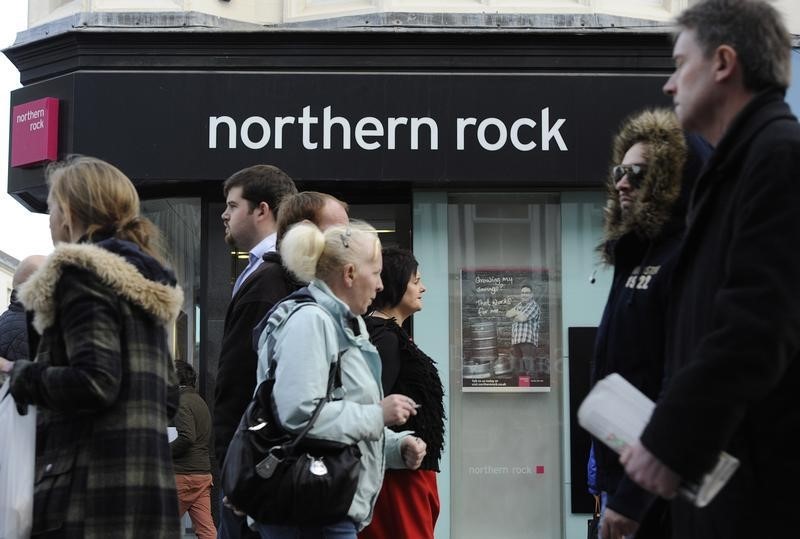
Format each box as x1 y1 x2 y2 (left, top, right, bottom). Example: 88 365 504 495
460 268 550 392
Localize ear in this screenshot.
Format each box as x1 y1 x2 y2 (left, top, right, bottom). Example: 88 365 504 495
342 263 356 288
254 201 271 219
713 45 738 83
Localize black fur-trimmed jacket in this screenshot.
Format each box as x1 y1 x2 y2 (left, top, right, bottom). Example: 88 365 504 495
591 109 710 524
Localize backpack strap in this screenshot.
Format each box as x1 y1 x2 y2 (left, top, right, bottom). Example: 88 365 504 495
251 286 316 354
254 286 346 446
281 355 343 454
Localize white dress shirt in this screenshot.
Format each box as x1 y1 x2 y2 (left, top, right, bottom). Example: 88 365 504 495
231 233 277 297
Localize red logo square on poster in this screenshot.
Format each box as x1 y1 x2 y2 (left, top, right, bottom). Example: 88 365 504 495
11 97 59 167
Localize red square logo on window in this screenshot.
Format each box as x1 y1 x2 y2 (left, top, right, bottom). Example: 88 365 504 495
11 97 59 167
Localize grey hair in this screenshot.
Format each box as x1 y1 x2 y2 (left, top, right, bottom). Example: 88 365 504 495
281 220 381 284
676 0 791 91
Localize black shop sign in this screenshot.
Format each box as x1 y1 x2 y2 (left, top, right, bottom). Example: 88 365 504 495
9 71 669 187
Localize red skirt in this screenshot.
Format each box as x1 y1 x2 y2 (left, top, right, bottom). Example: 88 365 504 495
359 469 439 539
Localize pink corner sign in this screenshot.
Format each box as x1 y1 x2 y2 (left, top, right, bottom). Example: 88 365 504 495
11 97 59 167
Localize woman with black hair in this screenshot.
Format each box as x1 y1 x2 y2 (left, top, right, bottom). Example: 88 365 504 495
359 248 446 539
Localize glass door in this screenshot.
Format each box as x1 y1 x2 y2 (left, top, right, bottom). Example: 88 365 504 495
447 193 563 539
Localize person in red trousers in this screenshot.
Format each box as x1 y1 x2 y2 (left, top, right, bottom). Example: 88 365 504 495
360 248 446 539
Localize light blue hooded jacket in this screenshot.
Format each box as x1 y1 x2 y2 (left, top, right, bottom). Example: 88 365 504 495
255 279 409 529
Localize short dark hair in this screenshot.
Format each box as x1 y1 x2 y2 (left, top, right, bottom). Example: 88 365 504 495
222 165 298 218
369 248 419 312
276 191 349 244
520 283 533 293
174 360 196 388
676 0 791 91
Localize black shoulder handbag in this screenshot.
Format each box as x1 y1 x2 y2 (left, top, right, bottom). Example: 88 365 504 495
221 353 362 525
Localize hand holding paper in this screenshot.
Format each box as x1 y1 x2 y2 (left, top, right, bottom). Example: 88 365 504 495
578 373 740 508
620 441 681 499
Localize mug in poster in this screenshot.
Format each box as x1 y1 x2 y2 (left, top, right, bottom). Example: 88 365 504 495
460 268 550 392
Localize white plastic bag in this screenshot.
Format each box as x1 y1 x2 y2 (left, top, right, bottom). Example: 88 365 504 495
0 379 36 539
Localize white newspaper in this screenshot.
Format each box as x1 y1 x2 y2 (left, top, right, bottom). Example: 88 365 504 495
578 373 739 508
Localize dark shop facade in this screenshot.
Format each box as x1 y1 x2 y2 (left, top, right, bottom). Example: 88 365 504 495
5 27 675 538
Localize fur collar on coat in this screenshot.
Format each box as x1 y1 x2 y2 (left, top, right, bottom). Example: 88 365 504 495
18 242 184 334
600 109 687 263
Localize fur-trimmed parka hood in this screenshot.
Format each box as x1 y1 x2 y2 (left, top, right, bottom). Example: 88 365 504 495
18 241 184 334
600 109 687 263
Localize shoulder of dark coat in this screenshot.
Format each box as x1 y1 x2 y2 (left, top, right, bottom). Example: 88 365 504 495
181 388 210 409
368 316 430 361
714 91 800 166
0 308 26 331
17 243 183 334
239 258 301 301
0 309 28 359
365 316 402 345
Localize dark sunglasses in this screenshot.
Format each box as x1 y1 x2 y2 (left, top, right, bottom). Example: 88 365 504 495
612 164 648 187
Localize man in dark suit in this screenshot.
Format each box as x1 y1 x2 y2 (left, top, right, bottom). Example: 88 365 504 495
214 165 297 539
621 2 800 538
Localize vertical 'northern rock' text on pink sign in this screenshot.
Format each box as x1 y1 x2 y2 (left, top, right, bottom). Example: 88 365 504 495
11 97 59 167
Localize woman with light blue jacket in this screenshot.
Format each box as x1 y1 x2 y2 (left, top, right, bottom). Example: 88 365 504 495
254 220 427 539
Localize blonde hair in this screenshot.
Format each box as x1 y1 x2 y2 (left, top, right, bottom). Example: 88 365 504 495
46 155 166 263
281 220 381 284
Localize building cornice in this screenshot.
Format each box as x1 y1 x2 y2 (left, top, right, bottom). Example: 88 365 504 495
276 12 675 33
11 10 674 45
4 12 676 85
0 250 20 273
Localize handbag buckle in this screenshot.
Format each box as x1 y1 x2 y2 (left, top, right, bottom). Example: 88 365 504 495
255 454 281 480
308 456 328 476
248 421 268 431
255 446 287 479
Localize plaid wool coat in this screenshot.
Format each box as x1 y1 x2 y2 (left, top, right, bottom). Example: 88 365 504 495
9 241 184 538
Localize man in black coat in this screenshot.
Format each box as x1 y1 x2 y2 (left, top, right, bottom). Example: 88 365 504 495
214 181 349 538
214 165 297 539
621 1 800 538
0 255 45 384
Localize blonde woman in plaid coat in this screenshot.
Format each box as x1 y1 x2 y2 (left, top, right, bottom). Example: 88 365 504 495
0 156 184 538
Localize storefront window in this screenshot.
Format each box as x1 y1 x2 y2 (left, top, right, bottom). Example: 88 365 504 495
226 202 411 274
348 203 411 250
142 198 202 367
448 193 563 538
